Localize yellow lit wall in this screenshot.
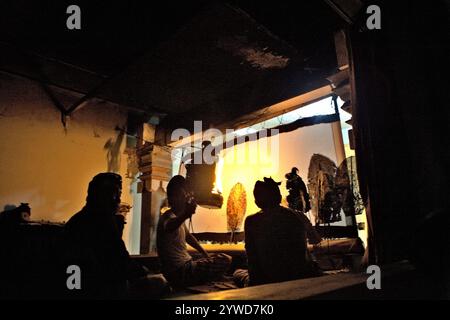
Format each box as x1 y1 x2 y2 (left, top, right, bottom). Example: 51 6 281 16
0 73 139 252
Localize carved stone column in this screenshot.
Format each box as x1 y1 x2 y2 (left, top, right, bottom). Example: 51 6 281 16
137 142 172 254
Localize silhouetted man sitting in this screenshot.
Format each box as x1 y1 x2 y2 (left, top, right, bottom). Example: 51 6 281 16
236 177 321 287
157 175 231 288
65 173 167 299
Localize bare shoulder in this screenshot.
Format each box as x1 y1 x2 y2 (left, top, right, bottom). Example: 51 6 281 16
158 209 175 225
161 209 175 218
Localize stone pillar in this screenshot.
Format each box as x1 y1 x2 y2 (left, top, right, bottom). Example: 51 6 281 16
137 142 172 254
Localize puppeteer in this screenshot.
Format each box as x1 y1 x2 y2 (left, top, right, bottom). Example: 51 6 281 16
285 167 311 213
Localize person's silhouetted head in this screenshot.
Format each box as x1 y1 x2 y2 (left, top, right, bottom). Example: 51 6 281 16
286 167 300 180
86 172 122 214
253 177 282 209
167 175 192 212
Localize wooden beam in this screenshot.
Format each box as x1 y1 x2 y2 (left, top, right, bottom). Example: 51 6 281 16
334 30 351 70
324 0 363 25
168 84 333 148
219 85 333 131
326 69 350 88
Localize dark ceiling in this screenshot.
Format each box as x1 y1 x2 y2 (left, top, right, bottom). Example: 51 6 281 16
0 0 345 130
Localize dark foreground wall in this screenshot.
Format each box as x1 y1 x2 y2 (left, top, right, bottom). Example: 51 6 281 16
349 0 450 296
